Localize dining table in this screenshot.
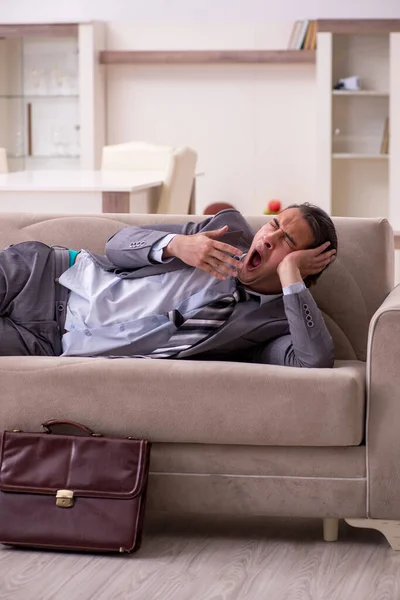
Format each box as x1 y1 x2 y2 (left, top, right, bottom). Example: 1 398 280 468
0 169 197 214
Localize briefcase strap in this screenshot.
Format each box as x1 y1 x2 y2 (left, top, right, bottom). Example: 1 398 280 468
41 419 103 437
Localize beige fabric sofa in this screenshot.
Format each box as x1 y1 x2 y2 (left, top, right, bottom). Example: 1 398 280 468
0 212 398 548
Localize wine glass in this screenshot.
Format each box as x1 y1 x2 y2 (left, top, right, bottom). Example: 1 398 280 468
14 130 23 157
70 125 80 157
52 127 65 156
30 69 46 95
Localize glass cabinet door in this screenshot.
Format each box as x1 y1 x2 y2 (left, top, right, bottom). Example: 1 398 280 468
0 33 80 172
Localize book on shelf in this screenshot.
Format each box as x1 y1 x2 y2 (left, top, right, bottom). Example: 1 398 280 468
308 21 317 50
297 19 309 50
380 117 390 154
303 20 314 50
287 20 317 50
287 20 301 49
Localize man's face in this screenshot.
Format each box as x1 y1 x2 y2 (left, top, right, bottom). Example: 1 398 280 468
238 208 315 293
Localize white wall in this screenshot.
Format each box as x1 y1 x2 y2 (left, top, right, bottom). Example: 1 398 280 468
1 0 400 22
106 23 316 214
1 1 399 212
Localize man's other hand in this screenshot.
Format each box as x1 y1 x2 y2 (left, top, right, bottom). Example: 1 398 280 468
163 226 243 280
277 242 336 286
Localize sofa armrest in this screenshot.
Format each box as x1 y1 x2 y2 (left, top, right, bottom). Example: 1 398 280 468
367 284 400 518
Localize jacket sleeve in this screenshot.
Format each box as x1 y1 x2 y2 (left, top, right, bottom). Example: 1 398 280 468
247 287 335 368
105 217 215 269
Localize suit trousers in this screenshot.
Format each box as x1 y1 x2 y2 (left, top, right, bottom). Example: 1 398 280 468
0 242 70 356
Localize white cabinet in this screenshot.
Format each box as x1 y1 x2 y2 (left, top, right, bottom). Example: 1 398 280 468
0 22 105 172
316 20 400 228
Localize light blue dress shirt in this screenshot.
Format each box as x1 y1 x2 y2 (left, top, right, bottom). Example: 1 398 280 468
59 236 305 357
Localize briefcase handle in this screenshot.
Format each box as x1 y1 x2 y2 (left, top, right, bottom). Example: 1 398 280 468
41 419 103 437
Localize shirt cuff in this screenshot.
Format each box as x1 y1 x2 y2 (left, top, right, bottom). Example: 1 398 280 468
283 281 306 295
150 234 177 263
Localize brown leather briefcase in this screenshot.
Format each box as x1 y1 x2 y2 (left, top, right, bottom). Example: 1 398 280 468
0 419 152 553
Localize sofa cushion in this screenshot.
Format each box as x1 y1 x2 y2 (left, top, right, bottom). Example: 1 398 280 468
0 357 365 447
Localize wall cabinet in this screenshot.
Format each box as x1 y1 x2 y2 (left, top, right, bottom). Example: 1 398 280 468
317 20 400 228
0 22 105 171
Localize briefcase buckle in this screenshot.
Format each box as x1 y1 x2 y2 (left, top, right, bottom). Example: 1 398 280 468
56 489 74 508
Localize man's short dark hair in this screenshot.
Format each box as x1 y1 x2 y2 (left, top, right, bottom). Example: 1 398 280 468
285 203 338 287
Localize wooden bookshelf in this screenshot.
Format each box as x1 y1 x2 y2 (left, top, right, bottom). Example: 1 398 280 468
332 153 389 159
0 23 79 37
99 50 316 65
318 20 400 34
332 90 389 97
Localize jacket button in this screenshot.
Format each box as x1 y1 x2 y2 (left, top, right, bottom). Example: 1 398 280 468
85 330 92 337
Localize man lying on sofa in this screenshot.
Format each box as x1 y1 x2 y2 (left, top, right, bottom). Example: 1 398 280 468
0 203 337 366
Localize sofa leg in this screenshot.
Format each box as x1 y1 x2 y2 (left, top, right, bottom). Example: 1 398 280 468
323 517 339 542
345 518 400 550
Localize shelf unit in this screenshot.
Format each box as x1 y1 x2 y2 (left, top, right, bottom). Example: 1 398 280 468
317 20 400 226
332 153 389 159
0 22 106 172
332 90 389 96
99 49 316 65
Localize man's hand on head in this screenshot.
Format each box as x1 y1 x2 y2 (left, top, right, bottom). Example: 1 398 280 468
277 242 336 287
163 226 244 280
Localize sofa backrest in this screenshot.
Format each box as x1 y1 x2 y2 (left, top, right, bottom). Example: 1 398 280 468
0 212 394 361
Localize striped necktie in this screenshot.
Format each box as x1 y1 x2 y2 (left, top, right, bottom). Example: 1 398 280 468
149 285 248 358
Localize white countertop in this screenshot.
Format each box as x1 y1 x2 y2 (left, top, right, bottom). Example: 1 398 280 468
0 170 165 192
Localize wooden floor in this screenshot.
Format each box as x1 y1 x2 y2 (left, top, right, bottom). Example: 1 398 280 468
0 514 399 600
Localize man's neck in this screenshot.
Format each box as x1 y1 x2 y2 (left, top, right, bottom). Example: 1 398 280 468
238 277 283 296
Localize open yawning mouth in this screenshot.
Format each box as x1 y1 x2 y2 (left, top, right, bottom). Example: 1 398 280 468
247 249 263 271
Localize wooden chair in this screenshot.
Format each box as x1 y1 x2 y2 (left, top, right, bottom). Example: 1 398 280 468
101 142 197 214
